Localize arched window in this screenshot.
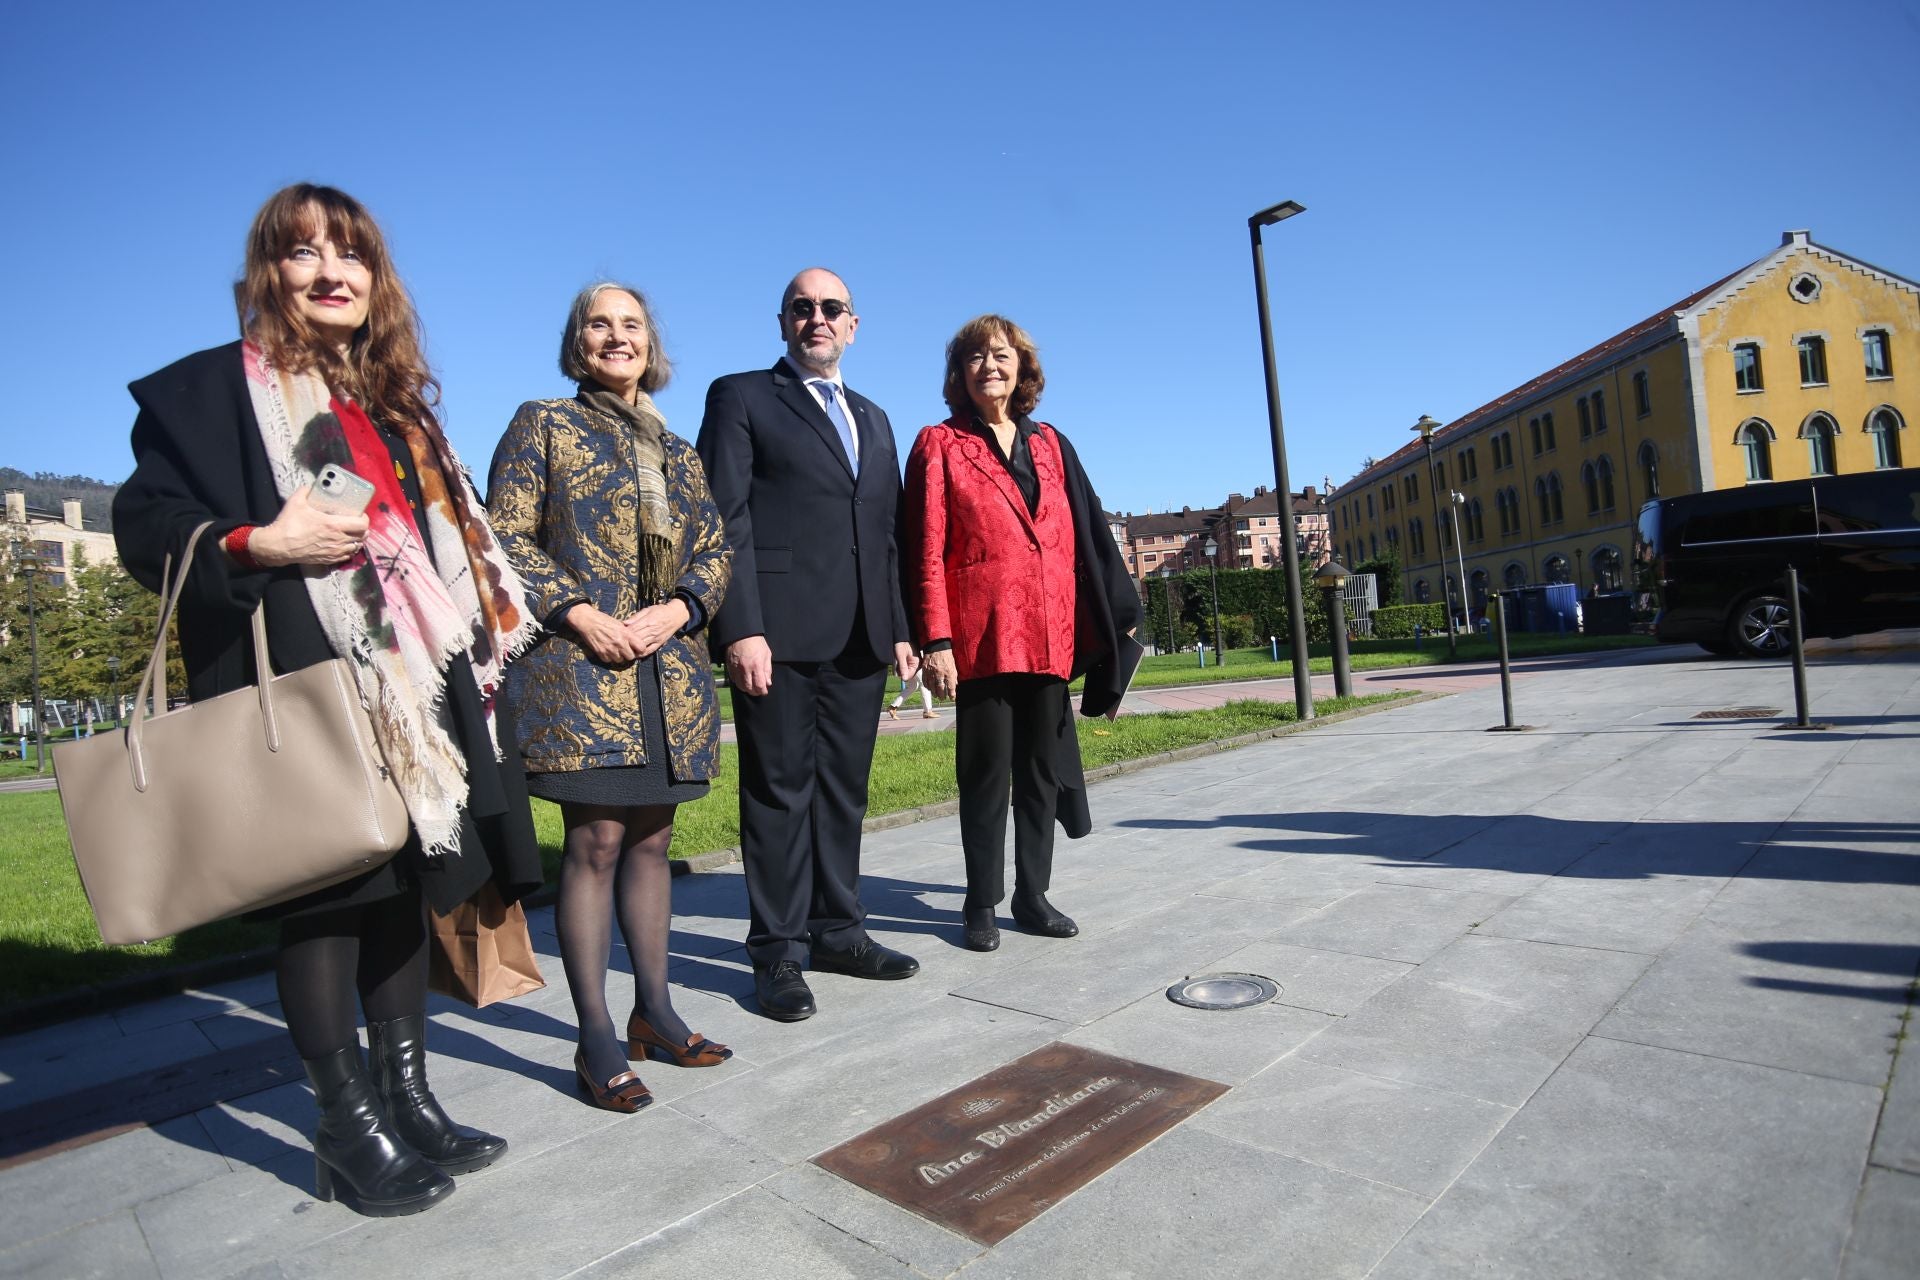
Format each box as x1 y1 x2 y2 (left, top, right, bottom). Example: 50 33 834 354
1867 408 1904 469
1469 569 1489 611
1413 578 1431 603
1506 486 1521 532
1592 546 1622 592
1596 456 1615 510
1801 413 1838 476
1494 489 1511 535
1738 419 1774 482
1638 441 1660 498
1386 526 1400 549
1544 554 1569 584
1469 498 1484 541
1409 516 1425 558
1535 477 1551 524
1547 473 1564 522
1581 461 1600 513
1503 562 1528 590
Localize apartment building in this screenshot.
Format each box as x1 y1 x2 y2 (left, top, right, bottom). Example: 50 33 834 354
1328 230 1916 612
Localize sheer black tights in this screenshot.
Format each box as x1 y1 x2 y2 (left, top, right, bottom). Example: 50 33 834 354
276 891 428 1061
556 803 686 1083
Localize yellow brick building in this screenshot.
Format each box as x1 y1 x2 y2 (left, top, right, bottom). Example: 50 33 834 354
1329 230 1917 614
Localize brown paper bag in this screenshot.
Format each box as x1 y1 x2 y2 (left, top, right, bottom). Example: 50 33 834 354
428 881 546 1008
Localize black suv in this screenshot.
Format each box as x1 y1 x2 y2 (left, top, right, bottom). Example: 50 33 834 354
1634 467 1920 657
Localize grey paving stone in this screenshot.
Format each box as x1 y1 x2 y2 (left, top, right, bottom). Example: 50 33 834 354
0 1020 216 1110
135 1149 362 1280
1198 1056 1513 1197
1369 1036 1880 1280
579 1186 920 1278
962 1122 1427 1279
0 1116 229 1252
673 998 1060 1163
948 894 1287 1024
193 1079 314 1169
1873 1040 1920 1175
1299 934 1650 1106
1060 988 1335 1085
763 1162 984 1277
1265 883 1516 964
195 1004 289 1052
1843 1168 1920 1280
0 1013 119 1072
1477 870 1730 955
1195 939 1413 1016
271 1106 774 1278
111 973 280 1036
0 1209 158 1280
1594 877 1919 1085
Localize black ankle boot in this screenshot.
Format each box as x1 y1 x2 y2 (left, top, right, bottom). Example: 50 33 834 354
1011 892 1079 938
367 1014 508 1175
303 1045 454 1216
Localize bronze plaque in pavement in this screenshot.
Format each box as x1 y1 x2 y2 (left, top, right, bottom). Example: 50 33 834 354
813 1043 1227 1245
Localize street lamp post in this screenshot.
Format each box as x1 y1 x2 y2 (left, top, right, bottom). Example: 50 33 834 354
1158 565 1177 655
1314 560 1354 698
1202 538 1224 665
1249 198 1314 719
1410 415 1457 659
1449 490 1472 633
106 654 121 729
9 539 46 773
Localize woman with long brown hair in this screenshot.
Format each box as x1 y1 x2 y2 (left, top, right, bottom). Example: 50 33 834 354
113 184 543 1216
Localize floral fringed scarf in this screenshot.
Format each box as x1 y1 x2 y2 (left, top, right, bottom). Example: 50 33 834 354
243 341 536 858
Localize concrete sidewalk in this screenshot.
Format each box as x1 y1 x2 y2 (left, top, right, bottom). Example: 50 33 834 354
2 640 1916 1277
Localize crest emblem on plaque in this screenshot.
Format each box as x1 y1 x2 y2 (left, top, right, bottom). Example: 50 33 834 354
960 1097 1003 1119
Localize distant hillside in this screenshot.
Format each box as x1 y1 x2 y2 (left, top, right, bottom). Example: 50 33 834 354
0 468 120 532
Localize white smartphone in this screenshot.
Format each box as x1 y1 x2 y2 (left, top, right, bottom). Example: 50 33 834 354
310 464 376 516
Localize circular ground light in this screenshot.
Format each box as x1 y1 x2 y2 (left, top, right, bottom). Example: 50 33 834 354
1166 973 1280 1010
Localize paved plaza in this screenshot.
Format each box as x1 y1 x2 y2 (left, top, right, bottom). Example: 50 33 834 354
1 639 1916 1278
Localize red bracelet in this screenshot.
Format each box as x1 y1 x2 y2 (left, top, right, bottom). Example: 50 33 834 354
224 525 261 570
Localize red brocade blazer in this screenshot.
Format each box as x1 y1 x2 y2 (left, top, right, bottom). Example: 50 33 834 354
902 416 1079 682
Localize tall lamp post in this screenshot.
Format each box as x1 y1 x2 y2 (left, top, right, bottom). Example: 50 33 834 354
1158 565 1177 654
106 654 121 729
1411 415 1457 659
1249 198 1313 719
8 539 46 773
1449 489 1472 633
1202 538 1225 664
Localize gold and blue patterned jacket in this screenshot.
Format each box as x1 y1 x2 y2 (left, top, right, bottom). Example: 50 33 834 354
486 396 731 779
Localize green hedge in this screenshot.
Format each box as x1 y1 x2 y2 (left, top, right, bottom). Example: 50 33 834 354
1369 603 1449 639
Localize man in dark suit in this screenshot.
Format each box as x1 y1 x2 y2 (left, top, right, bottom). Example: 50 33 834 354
697 268 921 1021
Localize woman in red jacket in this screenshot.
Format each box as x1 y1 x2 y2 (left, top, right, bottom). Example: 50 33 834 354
902 316 1140 952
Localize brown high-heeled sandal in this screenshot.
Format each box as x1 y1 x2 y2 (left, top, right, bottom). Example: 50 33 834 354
574 1049 652 1112
627 1012 733 1068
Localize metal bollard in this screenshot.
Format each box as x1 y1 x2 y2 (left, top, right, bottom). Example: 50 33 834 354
1270 635 1279 663
1413 623 1422 651
1196 644 1205 669
1487 591 1532 732
1779 566 1829 731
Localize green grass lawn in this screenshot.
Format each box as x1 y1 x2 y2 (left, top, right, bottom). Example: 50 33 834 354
1118 632 1657 692
0 692 1403 1011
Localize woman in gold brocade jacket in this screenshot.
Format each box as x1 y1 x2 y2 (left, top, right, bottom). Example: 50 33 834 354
487 282 731 1113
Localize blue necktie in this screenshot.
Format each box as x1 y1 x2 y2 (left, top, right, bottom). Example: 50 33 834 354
817 381 859 476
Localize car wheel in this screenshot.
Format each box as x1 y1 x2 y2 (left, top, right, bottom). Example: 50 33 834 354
1729 595 1793 658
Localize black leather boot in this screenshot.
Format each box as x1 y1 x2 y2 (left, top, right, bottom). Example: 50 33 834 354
303 1045 454 1216
367 1014 508 1175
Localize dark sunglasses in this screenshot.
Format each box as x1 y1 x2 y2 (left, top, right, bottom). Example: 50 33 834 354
787 298 851 322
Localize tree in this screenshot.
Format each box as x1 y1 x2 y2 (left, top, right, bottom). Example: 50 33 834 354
1354 545 1405 608
0 546 176 723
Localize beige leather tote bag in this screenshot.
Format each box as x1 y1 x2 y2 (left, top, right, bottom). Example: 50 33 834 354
54 522 410 944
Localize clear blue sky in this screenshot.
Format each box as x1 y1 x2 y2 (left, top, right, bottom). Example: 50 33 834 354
5 0 1916 517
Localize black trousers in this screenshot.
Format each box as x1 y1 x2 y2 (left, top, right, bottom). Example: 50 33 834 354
956 673 1069 911
733 649 887 967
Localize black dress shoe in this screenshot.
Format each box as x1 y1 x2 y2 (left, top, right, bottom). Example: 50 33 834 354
809 938 921 980
962 908 1001 953
1011 894 1078 938
755 961 817 1021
